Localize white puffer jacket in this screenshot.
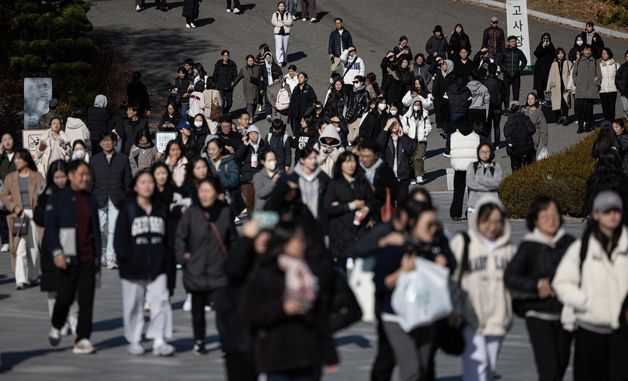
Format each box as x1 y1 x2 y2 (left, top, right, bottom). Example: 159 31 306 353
271 11 293 35
64 117 91 150
401 90 434 110
553 227 628 330
450 196 516 336
401 108 432 142
599 59 620 93
450 130 480 171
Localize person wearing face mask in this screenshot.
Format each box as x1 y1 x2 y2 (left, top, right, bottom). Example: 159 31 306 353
402 101 432 185
578 21 605 60
253 149 282 210
340 46 365 93
359 97 389 145
191 113 210 154
345 75 371 144
568 35 586 62
236 125 268 214
129 130 157 176
450 197 516 381
314 123 346 178
71 140 90 163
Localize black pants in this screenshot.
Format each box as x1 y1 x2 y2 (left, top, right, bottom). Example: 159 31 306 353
468 109 487 136
450 170 466 219
226 0 240 9
526 317 572 381
574 328 613 381
191 291 216 342
600 92 617 121
575 98 595 129
370 299 396 381
503 74 521 104
220 89 234 114
509 150 533 171
485 108 502 146
52 261 96 342
0 210 9 245
553 97 570 120
397 179 410 206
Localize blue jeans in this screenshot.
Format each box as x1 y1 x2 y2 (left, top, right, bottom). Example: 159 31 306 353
486 108 502 147
179 102 190 120
446 112 466 154
286 0 298 16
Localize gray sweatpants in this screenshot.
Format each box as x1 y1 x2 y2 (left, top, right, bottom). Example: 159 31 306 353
382 320 437 381
121 274 173 344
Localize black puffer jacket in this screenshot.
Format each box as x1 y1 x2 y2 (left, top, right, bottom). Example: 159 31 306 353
235 139 268 184
324 174 374 258
504 230 575 316
174 202 237 292
445 81 472 114
425 35 449 63
358 110 388 144
213 59 238 91
375 131 417 182
90 151 132 208
616 61 628 96
289 84 317 121
497 46 528 77
120 118 149 155
482 74 508 109
87 106 111 141
345 88 371 122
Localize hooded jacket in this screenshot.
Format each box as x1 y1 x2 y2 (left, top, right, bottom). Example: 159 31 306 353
553 227 628 330
114 199 167 280
482 73 507 109
129 143 158 176
65 117 91 150
340 49 366 85
466 159 502 210
573 55 601 99
467 80 491 112
401 91 434 110
315 124 345 177
401 107 432 142
505 228 575 318
253 168 281 211
88 96 112 139
235 135 267 183
450 196 516 336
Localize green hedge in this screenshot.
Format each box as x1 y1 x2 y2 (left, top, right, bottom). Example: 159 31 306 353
500 132 598 218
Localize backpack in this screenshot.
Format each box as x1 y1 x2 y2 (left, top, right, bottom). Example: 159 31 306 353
275 87 291 111
208 91 222 121
484 77 504 109
506 113 535 156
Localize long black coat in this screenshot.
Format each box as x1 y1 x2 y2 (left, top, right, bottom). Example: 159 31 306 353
289 83 317 121
182 0 199 18
35 190 55 292
533 42 556 93
324 175 374 258
375 131 417 182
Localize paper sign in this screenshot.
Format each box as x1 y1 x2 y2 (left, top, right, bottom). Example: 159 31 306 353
155 132 178 153
22 130 46 157
24 78 53 130
506 0 533 74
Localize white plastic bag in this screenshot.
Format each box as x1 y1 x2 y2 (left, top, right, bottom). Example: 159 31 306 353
391 257 452 332
536 147 549 161
348 257 376 322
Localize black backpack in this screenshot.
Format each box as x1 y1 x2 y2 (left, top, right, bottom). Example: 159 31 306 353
506 113 535 156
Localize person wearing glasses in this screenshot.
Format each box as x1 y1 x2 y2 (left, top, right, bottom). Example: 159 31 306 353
482 16 505 59
340 46 365 93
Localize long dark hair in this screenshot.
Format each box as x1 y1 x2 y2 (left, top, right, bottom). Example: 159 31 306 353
127 169 156 201
165 140 186 164
332 151 360 180
151 161 174 189
185 157 209 184
45 159 68 193
14 148 37 172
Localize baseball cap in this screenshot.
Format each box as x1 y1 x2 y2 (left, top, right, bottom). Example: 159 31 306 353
593 191 623 213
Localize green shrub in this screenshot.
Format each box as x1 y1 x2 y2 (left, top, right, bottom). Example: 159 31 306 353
597 0 628 27
500 132 598 218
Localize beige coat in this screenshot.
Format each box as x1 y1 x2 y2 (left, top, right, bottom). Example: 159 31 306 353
546 60 573 111
0 170 44 269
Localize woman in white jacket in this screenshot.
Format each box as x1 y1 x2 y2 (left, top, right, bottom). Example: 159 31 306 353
271 2 293 67
553 191 628 381
401 77 434 111
64 111 91 153
401 100 431 184
450 196 516 381
599 48 621 121
36 118 71 178
449 118 480 221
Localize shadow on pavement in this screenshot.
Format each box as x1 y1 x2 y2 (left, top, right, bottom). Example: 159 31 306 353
195 17 215 27
424 168 446 184
287 51 307 63
238 3 256 14
170 335 219 353
426 147 445 159
92 317 124 332
316 11 328 22
335 335 371 348
0 348 67 373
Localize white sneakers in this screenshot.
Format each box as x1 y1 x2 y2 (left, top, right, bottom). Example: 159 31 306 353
135 5 141 12
0 243 9 252
310 17 316 22
416 176 424 184
48 327 61 346
73 339 96 354
128 343 145 356
186 23 191 28
152 341 175 357
183 293 192 312
233 8 240 13
190 22 196 28
226 8 231 12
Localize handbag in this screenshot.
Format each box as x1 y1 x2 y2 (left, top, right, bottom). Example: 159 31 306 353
329 268 363 333
437 232 470 356
12 214 29 237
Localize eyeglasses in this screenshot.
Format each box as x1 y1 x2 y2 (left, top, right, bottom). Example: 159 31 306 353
491 21 498 24
353 81 360 84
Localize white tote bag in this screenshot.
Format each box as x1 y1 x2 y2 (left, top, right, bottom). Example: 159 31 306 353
391 257 453 332
348 257 376 322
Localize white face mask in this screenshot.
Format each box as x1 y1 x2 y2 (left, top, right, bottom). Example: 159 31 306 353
413 106 421 112
264 160 277 171
390 110 398 116
73 150 86 160
194 121 203 128
576 40 583 46
378 103 387 111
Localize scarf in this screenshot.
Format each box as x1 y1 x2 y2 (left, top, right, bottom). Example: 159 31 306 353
361 158 383 185
277 255 318 310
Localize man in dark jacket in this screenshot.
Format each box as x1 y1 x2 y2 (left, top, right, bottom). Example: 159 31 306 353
482 63 508 147
86 95 111 155
117 102 149 156
579 22 605 59
375 117 417 203
615 50 628 119
497 35 528 105
90 133 132 269
473 47 495 81
217 117 243 155
482 16 505 59
213 50 238 115
288 72 317 135
504 102 536 171
328 18 353 59
47 160 102 354
358 140 398 213
425 25 449 65
454 48 475 83
259 52 283 120
235 125 267 214
127 71 151 117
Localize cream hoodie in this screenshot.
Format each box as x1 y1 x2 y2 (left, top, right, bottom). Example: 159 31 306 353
553 226 628 330
450 196 516 336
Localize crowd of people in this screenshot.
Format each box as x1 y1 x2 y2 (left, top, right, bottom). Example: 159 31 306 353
3 5 628 381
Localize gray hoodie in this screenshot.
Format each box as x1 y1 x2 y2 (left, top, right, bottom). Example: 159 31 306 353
94 94 108 108
467 80 490 112
294 162 321 219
